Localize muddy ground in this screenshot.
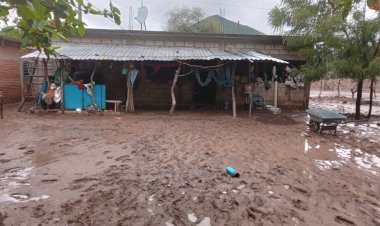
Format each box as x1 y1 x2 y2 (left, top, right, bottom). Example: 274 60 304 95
1 81 380 226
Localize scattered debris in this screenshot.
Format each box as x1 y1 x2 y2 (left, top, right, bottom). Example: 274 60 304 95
226 166 240 177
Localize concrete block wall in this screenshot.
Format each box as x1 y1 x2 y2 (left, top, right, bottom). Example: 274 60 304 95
101 63 193 108
216 82 308 109
133 72 193 108
72 61 308 110
0 40 22 104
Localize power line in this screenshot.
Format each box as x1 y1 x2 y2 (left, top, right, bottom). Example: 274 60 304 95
85 0 127 30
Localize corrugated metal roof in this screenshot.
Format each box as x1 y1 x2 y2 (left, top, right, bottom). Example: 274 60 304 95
21 43 288 64
238 50 289 64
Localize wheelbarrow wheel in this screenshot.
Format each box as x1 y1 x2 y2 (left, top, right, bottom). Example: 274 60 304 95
309 120 320 133
309 120 314 130
314 123 320 134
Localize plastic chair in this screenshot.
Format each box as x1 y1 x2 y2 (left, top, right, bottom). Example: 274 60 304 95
251 93 266 111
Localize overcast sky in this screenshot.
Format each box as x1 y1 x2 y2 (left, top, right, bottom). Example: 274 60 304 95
83 0 281 35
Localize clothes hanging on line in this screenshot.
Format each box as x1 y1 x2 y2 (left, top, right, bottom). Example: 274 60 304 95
195 69 213 87
53 67 70 85
146 66 176 84
213 66 233 88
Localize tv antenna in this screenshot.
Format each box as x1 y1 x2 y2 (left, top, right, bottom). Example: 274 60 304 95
135 0 148 31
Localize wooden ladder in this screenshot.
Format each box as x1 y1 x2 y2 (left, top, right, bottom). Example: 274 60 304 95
18 59 49 112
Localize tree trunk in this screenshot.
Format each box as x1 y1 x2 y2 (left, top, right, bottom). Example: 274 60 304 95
170 64 182 115
367 37 380 117
367 78 374 118
351 85 357 99
355 79 363 120
337 80 341 97
318 80 323 98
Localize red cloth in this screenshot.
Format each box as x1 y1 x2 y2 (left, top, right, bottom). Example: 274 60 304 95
77 83 85 89
152 65 161 74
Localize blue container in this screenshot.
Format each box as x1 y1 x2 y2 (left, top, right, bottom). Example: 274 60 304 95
64 84 106 110
226 166 240 177
83 85 106 109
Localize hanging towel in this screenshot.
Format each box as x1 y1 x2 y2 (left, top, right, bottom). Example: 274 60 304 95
37 80 48 106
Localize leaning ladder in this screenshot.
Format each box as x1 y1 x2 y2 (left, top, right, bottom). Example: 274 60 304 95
18 59 49 112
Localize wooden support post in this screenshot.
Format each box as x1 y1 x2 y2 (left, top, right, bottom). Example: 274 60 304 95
170 64 182 115
43 59 49 111
60 60 64 113
231 61 237 118
90 62 99 112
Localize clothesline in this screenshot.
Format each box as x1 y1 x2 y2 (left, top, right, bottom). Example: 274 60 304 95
176 60 226 69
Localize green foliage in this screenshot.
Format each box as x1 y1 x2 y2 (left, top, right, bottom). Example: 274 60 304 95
0 0 121 58
0 26 22 39
269 0 380 82
196 20 219 33
166 6 218 33
337 0 380 14
366 57 380 78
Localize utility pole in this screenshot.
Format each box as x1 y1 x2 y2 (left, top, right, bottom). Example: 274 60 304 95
140 0 143 31
129 6 133 30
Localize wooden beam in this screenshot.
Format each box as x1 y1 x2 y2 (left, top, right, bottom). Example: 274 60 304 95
170 63 182 115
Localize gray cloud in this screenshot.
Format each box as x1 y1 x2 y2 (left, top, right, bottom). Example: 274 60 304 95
82 0 280 34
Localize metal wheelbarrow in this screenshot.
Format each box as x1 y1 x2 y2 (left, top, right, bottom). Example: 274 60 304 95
306 109 347 135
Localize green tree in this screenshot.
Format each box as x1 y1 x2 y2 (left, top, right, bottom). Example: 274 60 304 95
269 0 380 119
337 0 380 117
166 6 218 33
0 0 121 57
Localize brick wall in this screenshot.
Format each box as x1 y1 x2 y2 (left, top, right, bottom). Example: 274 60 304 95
0 39 22 104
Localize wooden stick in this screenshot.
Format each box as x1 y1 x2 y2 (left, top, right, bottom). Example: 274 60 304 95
90 62 99 112
43 59 49 111
126 75 129 112
126 72 135 113
231 61 237 118
170 64 182 115
60 60 64 113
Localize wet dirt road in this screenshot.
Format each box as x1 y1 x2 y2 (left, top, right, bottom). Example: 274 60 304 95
0 104 380 226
